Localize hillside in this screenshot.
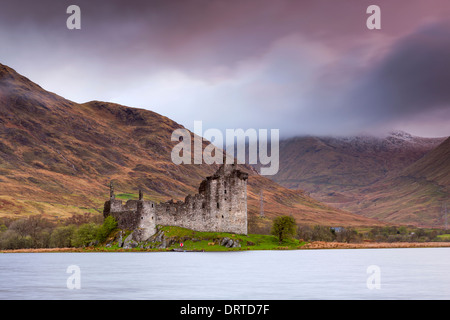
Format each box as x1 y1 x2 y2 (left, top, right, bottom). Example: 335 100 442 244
273 133 444 193
271 133 448 227
0 63 380 227
346 137 450 226
402 137 450 187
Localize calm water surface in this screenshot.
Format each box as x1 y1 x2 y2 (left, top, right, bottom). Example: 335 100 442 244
1 248 450 299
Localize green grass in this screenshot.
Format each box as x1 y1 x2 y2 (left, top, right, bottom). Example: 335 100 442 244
437 234 450 241
114 193 161 203
115 193 137 200
93 225 305 252
158 226 304 251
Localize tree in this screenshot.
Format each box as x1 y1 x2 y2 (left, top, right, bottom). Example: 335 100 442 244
335 228 360 243
311 225 335 242
96 216 118 243
72 223 100 247
297 225 313 242
50 225 76 248
0 230 32 249
8 215 55 248
271 216 297 243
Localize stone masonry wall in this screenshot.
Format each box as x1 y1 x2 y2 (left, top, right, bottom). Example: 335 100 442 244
103 164 248 239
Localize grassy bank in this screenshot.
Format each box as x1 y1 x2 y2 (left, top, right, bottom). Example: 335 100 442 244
2 222 450 253
0 227 305 252
92 226 305 252
3 241 450 253
154 226 304 251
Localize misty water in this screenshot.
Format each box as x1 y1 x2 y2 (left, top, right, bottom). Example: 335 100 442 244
1 248 450 300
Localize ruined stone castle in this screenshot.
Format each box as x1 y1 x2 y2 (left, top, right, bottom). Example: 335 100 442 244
103 163 248 241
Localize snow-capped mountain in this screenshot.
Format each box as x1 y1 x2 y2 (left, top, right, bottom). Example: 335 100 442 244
269 131 448 226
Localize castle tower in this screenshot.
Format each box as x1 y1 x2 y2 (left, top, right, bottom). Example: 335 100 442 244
199 162 248 234
134 190 157 241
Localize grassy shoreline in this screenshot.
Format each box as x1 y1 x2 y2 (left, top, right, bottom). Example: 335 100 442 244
3 225 450 253
2 241 450 253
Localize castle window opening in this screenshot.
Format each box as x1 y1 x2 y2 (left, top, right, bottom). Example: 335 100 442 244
217 202 220 209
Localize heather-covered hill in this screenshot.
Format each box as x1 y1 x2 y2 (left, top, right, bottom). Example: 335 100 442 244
0 63 379 227
270 132 448 227
346 137 450 227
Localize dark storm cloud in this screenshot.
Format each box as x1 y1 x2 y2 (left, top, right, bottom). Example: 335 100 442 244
0 0 450 137
0 0 375 76
345 22 450 128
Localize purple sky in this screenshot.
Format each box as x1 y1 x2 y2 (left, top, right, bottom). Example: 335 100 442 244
1 0 450 138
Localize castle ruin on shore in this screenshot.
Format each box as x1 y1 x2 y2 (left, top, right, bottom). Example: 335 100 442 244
103 163 248 240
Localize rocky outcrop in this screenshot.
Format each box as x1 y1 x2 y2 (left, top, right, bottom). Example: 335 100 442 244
104 227 243 250
220 237 241 248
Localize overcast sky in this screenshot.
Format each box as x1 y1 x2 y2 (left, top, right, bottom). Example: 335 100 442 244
1 0 450 138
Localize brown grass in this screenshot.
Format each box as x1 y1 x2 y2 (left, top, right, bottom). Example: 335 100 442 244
3 242 450 253
301 241 450 250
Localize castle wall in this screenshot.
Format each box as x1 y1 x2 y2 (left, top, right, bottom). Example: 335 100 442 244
155 194 210 233
104 199 142 230
103 164 248 239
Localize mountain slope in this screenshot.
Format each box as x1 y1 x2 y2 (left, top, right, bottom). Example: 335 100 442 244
347 137 450 226
0 63 380 227
270 133 448 227
402 137 450 187
273 133 445 193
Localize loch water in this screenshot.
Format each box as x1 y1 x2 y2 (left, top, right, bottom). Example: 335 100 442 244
1 248 450 300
